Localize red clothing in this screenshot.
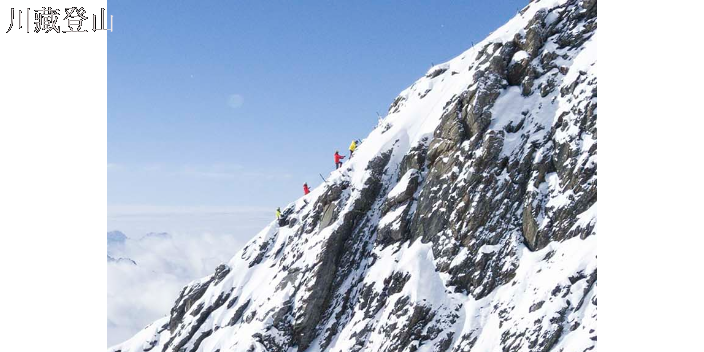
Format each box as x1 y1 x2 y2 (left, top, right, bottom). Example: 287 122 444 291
334 152 345 164
303 184 310 195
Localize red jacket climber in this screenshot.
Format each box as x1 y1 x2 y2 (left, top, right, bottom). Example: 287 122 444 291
303 183 310 195
334 151 345 169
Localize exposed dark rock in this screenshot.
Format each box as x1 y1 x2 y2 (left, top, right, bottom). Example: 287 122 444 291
227 299 251 326
398 141 428 178
426 67 448 79
164 290 231 352
167 264 230 333
382 169 420 215
293 151 393 351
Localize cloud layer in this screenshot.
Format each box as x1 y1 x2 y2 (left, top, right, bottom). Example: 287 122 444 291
108 205 272 237
107 208 272 346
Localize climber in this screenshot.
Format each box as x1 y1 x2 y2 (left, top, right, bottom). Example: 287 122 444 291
303 183 310 195
349 140 357 157
334 150 345 169
276 207 286 226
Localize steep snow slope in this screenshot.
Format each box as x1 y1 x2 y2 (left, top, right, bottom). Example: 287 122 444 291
110 0 597 351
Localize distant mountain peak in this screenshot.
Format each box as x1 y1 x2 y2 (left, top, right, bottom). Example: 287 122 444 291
107 255 137 266
107 231 127 244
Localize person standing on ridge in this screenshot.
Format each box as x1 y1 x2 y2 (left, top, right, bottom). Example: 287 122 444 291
349 140 357 157
334 150 345 169
275 207 281 220
303 183 310 195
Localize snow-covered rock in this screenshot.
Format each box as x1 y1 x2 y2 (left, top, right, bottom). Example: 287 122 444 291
110 0 597 351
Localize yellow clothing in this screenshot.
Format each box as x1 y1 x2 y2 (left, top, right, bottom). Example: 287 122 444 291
349 141 357 152
275 210 281 219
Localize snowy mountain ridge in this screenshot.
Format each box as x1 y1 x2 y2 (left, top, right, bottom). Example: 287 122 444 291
108 255 138 265
110 0 597 351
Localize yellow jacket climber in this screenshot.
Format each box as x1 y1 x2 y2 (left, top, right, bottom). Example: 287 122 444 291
349 140 357 156
275 207 281 220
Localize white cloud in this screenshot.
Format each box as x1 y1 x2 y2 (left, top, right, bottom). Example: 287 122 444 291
107 231 248 346
106 205 273 346
227 94 244 109
108 205 272 236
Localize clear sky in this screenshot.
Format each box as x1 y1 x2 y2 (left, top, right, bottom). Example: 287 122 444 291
108 0 527 216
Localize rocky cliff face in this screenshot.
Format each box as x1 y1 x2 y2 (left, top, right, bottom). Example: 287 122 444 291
109 0 597 351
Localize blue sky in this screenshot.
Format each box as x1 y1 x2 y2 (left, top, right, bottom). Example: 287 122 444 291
108 0 527 214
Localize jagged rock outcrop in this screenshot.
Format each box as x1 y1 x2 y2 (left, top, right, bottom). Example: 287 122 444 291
110 1 597 351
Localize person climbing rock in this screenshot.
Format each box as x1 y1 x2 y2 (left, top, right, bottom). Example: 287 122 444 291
303 183 310 195
349 140 357 157
275 207 285 226
334 150 345 169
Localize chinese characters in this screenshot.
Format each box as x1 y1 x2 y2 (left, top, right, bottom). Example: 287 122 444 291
6 7 112 33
